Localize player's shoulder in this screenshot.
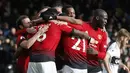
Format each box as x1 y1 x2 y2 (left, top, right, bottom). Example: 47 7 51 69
16 35 26 44
82 21 90 25
81 21 91 28
98 28 107 37
98 28 106 33
108 42 116 50
110 42 116 47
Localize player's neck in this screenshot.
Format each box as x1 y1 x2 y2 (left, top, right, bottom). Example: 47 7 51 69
91 22 98 30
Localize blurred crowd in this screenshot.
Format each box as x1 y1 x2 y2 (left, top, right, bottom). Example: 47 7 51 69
0 0 130 73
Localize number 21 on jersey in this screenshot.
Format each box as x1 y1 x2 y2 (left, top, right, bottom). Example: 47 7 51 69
71 37 86 52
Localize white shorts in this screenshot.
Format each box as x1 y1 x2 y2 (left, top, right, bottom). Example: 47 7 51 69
60 65 87 73
27 61 57 73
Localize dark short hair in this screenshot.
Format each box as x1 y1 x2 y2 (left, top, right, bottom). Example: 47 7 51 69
16 15 28 29
51 2 63 8
40 8 59 17
63 5 73 14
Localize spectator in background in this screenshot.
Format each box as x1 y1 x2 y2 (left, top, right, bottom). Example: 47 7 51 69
8 27 17 52
0 29 5 43
2 22 10 37
0 28 13 73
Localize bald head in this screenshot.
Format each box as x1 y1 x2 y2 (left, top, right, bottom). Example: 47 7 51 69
94 9 107 17
93 9 108 28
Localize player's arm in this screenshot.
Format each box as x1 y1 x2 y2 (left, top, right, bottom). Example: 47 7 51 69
58 23 96 43
40 10 83 25
14 30 43 58
70 29 97 43
72 29 91 40
20 25 49 49
56 16 83 25
103 52 112 73
14 35 26 58
14 46 23 59
97 32 108 60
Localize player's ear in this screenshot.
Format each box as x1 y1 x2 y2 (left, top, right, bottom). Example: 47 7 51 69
96 16 99 20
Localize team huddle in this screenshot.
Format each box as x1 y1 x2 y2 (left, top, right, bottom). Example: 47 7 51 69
15 4 130 73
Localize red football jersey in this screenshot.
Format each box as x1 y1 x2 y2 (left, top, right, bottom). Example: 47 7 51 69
15 28 26 36
83 22 107 66
16 33 30 73
62 23 88 68
27 22 73 57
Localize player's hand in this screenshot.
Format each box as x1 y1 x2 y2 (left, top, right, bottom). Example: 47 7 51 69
38 24 50 34
87 47 98 55
26 27 37 34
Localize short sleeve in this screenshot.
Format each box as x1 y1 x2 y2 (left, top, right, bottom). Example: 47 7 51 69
107 43 115 56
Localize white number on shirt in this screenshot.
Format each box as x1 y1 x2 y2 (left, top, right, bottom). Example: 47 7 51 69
71 37 86 52
37 26 47 42
37 33 46 42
